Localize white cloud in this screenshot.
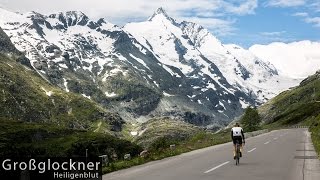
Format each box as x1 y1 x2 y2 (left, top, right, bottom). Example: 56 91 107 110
305 17 320 27
310 2 320 12
260 31 286 36
292 12 320 28
293 12 309 17
265 0 306 7
224 0 257 15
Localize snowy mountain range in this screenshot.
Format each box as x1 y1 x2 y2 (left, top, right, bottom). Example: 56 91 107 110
0 7 300 129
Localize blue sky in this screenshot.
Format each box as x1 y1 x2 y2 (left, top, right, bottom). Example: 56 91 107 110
0 0 319 48
220 0 320 47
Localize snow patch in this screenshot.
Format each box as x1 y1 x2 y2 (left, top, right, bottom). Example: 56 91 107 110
163 92 174 97
41 87 53 97
116 54 127 61
187 95 196 99
219 101 226 110
162 65 181 77
130 131 138 136
239 99 249 108
207 83 217 91
153 81 160 87
59 63 68 69
82 94 91 99
105 92 117 97
129 53 150 70
63 78 69 92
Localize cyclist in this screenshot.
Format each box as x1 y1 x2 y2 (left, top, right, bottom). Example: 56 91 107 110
231 122 245 159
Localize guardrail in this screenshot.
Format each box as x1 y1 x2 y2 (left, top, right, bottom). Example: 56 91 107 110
290 125 310 129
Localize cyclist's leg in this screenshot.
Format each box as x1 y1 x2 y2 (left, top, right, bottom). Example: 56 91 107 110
232 137 236 158
239 138 243 157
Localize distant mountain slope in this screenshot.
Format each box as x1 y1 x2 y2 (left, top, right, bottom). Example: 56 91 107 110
0 26 123 132
0 7 299 129
125 8 299 109
250 41 320 78
225 44 299 101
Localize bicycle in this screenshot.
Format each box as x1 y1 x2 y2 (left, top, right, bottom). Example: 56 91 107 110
235 139 241 165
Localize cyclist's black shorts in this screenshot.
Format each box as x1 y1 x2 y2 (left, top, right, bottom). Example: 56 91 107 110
232 136 243 145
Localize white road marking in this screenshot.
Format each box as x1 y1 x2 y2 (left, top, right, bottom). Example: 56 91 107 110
248 148 256 153
264 141 270 144
274 137 278 140
204 161 230 173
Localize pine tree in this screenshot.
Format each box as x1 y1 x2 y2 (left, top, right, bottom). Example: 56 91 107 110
240 107 261 132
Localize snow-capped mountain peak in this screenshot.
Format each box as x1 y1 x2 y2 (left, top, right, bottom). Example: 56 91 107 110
0 7 301 129
180 21 225 54
148 7 177 24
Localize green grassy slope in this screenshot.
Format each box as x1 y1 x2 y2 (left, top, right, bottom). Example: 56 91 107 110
259 72 320 156
0 118 142 158
0 53 124 131
0 54 143 158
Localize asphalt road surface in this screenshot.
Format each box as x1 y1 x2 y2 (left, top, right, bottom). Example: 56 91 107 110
104 129 320 180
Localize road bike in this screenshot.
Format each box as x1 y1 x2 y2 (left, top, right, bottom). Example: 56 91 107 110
235 140 241 165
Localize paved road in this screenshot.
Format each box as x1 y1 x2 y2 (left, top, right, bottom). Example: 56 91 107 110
104 129 320 180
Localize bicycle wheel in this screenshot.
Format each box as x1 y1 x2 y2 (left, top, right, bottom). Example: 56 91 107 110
236 144 240 165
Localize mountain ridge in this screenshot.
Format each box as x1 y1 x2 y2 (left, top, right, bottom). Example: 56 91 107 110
0 7 300 129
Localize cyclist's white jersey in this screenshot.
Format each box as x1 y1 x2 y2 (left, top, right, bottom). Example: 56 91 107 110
231 127 243 137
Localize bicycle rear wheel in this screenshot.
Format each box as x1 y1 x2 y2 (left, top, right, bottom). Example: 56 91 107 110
236 155 239 165
235 144 240 165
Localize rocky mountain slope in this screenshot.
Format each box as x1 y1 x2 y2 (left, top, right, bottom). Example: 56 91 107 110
0 7 299 129
0 26 123 133
0 25 146 160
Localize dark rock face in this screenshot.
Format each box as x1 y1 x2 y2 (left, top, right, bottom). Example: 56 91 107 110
0 28 18 53
45 44 60 53
235 60 251 80
0 27 33 68
183 112 212 126
109 116 125 132
174 38 187 61
33 60 48 70
88 21 99 29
